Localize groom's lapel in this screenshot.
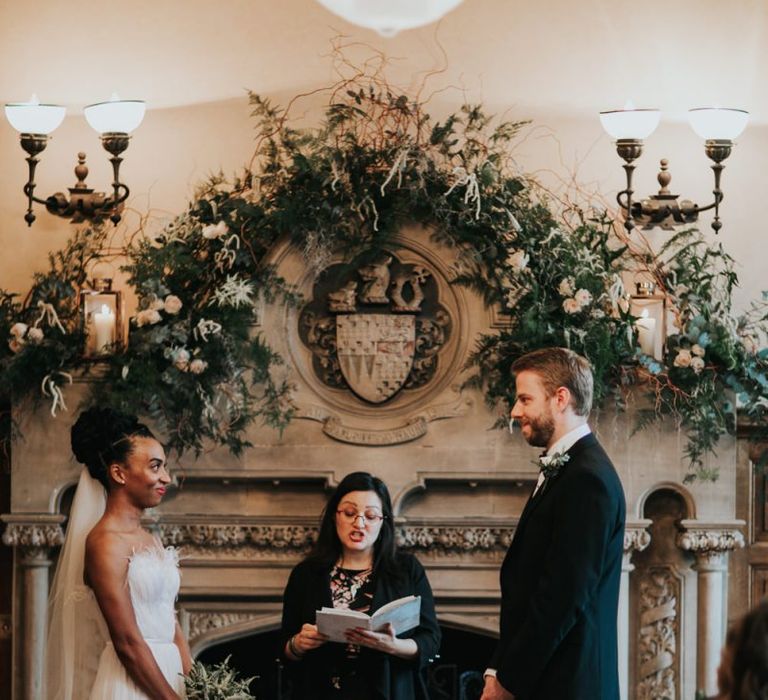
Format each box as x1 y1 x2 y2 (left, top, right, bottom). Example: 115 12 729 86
515 434 597 529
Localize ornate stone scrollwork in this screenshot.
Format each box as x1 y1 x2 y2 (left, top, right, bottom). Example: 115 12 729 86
624 527 652 555
155 520 515 557
1 523 64 548
187 612 260 642
677 525 744 568
636 568 678 700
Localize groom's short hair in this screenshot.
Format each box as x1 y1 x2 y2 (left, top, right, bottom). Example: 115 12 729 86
511 347 593 416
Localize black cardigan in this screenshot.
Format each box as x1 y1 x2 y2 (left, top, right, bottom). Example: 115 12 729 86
280 552 441 699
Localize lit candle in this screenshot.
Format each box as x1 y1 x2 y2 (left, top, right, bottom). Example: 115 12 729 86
93 304 115 354
636 309 656 357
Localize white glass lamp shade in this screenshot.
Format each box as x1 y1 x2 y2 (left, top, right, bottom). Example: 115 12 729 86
688 108 749 140
316 0 464 36
84 99 145 134
4 99 66 135
599 108 660 140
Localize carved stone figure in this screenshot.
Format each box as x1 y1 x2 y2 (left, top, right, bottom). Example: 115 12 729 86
390 265 431 312
327 280 357 312
358 255 392 304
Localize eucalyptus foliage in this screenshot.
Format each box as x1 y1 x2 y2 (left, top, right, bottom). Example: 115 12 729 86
185 656 255 699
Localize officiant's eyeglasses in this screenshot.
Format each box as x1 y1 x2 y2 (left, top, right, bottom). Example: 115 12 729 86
336 508 386 525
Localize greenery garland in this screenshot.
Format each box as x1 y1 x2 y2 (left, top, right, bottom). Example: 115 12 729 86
1 66 766 480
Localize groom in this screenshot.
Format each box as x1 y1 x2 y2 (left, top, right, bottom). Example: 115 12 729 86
481 347 625 700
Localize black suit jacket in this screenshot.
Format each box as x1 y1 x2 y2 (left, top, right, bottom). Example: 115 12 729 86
280 552 441 699
491 433 626 700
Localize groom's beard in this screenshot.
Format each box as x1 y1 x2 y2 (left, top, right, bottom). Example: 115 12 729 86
521 409 555 448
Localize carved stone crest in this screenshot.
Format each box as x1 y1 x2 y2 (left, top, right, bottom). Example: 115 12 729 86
300 252 451 404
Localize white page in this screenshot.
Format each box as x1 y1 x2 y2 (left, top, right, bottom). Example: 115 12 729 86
315 595 421 643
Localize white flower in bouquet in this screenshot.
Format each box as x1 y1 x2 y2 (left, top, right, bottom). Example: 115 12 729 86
563 298 581 314
590 308 606 319
691 344 705 357
673 349 693 368
136 309 162 327
202 221 229 240
172 348 191 371
574 288 593 308
189 358 208 375
164 295 183 315
691 356 705 374
558 278 574 297
10 322 28 339
148 297 165 311
506 249 529 272
8 338 24 353
26 327 44 344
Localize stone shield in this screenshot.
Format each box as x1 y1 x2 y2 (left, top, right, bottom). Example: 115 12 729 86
336 314 415 403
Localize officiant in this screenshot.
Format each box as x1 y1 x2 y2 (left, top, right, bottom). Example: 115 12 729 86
280 471 441 699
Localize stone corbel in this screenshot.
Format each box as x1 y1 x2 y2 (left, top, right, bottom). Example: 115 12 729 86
676 520 745 568
1 514 65 558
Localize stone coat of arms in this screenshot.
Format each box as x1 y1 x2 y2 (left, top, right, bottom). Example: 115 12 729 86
299 253 451 404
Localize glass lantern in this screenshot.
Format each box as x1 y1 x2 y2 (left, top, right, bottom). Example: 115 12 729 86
81 278 122 357
630 281 666 361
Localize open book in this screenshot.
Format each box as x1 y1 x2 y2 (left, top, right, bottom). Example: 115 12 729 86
316 594 421 643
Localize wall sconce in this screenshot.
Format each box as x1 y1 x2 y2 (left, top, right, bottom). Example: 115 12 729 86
630 281 666 361
600 104 748 233
4 94 145 227
80 278 122 358
315 0 464 36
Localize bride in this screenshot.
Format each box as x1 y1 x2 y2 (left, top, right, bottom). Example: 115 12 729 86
46 407 191 699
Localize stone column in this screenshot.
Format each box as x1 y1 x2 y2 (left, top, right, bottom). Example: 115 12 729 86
1 515 64 700
620 521 651 700
677 521 745 698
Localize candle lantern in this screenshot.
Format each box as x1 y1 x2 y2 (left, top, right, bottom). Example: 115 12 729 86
630 281 666 361
80 278 122 357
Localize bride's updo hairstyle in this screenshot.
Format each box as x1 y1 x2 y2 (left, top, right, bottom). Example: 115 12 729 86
71 407 155 490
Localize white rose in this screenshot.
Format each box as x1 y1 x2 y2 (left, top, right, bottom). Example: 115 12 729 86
558 278 574 297
26 327 44 344
562 298 581 314
136 309 162 327
172 348 191 371
574 289 593 307
148 297 165 311
691 344 705 357
10 322 28 339
691 357 705 374
8 338 24 353
507 249 529 272
164 295 183 315
188 359 208 375
673 349 692 368
202 221 229 240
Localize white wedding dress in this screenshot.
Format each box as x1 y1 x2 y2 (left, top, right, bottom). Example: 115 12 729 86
89 545 186 699
46 469 186 699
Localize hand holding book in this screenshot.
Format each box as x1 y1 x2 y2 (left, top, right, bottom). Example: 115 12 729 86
316 595 421 643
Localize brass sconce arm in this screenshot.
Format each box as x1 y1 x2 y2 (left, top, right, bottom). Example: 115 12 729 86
18 131 132 227
615 140 731 233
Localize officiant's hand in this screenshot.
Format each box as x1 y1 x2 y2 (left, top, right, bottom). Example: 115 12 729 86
290 623 328 657
345 623 418 660
480 675 515 700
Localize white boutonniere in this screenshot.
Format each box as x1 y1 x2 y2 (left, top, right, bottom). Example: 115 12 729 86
536 451 570 480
